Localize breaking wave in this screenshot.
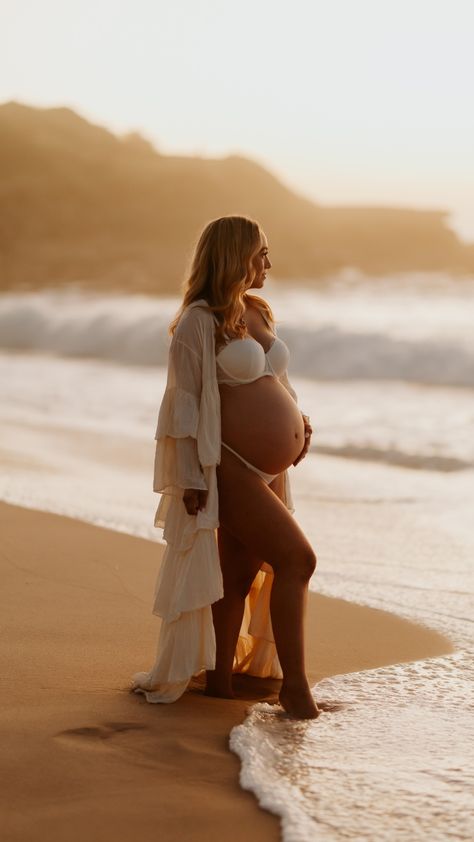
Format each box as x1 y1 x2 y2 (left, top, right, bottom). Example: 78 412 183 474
1 290 473 387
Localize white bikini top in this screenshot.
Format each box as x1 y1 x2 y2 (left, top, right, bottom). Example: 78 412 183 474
216 334 290 386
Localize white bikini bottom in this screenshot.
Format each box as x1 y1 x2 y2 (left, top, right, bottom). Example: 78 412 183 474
221 441 278 485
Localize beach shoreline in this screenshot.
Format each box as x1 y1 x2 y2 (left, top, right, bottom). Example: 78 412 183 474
0 501 454 842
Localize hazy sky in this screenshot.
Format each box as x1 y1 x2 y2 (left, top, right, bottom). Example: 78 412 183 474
2 0 473 239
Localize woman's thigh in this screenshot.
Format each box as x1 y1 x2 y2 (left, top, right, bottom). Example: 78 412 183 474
217 525 263 595
217 446 315 576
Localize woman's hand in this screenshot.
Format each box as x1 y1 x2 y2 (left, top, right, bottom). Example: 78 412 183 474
183 488 208 516
293 413 313 467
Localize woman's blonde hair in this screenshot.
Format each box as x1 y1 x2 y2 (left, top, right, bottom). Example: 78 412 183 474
168 215 274 351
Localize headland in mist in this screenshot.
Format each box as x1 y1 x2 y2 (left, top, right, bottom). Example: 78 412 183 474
1 101 473 294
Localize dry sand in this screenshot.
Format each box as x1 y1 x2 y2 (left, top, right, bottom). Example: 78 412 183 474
0 502 454 842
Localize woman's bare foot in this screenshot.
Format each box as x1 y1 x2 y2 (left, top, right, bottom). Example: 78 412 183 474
279 679 320 719
204 671 235 699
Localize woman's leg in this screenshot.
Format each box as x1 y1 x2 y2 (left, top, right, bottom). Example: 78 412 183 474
205 525 263 698
215 447 319 719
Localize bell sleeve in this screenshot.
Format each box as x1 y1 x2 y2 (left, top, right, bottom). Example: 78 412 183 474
153 328 208 496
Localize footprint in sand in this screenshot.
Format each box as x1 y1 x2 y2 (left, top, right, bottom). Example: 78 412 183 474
57 721 148 748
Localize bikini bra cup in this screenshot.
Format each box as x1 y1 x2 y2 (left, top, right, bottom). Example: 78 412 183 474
266 335 290 375
216 335 290 381
216 337 264 381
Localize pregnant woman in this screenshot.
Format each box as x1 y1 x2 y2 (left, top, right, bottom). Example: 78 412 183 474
132 215 318 719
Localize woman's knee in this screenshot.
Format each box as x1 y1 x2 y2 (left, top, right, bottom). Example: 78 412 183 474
278 546 317 582
301 547 317 580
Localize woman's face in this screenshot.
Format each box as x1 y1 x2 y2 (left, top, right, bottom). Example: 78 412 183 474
249 233 272 289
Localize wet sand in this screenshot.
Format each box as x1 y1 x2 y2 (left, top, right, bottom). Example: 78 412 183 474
0 502 453 842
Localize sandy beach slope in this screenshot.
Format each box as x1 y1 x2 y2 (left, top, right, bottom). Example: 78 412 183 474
0 502 454 842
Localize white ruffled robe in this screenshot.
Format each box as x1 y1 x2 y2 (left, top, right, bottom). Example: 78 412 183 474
131 299 296 703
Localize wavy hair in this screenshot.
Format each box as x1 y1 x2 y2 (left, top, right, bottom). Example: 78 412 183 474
168 215 274 351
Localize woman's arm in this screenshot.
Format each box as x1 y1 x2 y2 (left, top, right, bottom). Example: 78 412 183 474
154 311 209 511
278 370 313 466
272 320 313 465
278 368 298 403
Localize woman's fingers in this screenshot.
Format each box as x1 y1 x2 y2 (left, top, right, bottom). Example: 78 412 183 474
293 433 312 466
198 489 209 510
183 488 209 515
183 489 199 515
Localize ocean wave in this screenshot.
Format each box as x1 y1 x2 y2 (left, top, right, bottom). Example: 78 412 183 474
1 291 473 387
312 444 471 472
0 290 174 366
279 325 474 387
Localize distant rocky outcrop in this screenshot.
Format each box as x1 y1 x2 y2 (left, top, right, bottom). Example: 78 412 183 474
1 101 473 293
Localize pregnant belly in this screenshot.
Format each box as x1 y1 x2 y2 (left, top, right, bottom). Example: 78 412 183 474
219 375 305 474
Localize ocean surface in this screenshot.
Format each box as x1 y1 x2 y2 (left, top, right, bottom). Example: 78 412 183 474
1 274 473 840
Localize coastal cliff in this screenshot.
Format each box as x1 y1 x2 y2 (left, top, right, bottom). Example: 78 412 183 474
1 101 473 293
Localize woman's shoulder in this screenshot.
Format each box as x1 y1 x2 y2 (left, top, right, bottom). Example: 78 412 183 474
245 294 275 331
174 299 217 343
184 298 215 316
